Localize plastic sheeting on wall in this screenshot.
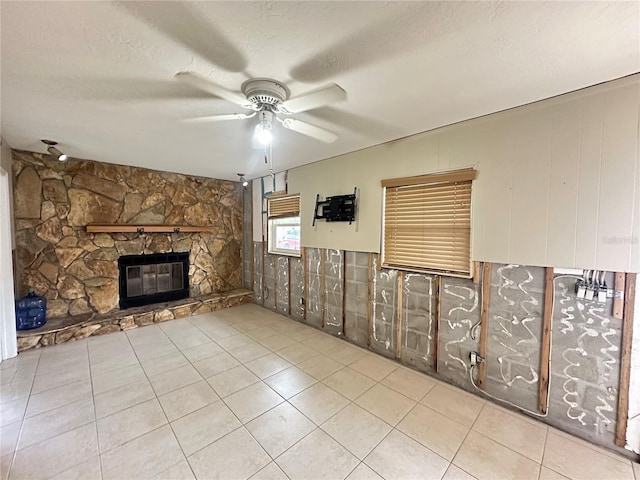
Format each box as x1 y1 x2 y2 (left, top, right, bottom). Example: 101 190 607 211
548 271 622 447
252 242 263 304
276 256 290 316
401 273 436 372
370 254 397 359
242 185 253 290
344 251 369 347
323 249 344 336
263 250 276 311
305 248 323 329
289 257 305 322
437 276 481 389
484 264 545 413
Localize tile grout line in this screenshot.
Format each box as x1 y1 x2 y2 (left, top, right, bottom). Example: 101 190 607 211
11 341 96 479
5 348 43 480
159 314 290 475
122 326 198 480
234 313 407 477
466 402 549 466
85 339 105 480
539 426 551 480
447 397 488 474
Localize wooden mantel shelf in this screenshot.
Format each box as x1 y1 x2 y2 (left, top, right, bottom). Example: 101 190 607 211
86 224 215 234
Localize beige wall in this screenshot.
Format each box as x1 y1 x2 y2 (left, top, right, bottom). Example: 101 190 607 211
0 137 15 249
287 74 640 273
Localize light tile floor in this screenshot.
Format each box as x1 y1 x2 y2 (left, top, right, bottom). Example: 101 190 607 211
1 303 637 480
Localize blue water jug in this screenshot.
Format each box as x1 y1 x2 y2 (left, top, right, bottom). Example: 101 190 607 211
15 289 47 330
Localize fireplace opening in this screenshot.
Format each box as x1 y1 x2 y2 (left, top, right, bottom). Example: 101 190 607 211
118 252 190 309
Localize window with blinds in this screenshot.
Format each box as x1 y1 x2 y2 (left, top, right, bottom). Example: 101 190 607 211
267 194 301 256
267 194 300 219
381 168 477 277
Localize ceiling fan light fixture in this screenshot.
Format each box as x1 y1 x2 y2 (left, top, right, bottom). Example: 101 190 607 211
41 139 68 161
255 110 274 145
255 125 272 146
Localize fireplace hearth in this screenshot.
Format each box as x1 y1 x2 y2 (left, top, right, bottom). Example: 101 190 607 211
118 252 190 309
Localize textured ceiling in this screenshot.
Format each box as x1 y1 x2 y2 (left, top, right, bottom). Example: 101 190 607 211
1 1 638 181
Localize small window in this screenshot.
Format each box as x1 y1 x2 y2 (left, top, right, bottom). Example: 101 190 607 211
381 168 477 277
267 194 301 256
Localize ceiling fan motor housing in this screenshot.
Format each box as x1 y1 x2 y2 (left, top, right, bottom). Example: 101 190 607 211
241 78 290 107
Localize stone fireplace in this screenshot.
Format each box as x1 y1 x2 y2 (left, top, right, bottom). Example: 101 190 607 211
118 252 190 309
12 150 244 319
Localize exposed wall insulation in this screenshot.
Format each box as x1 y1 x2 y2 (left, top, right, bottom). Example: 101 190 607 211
242 185 253 290
289 257 305 322
252 242 263 304
344 251 369 347
323 249 344 336
627 280 640 454
438 276 481 389
305 247 323 329
263 252 276 311
484 264 545 413
276 256 290 316
370 254 398 359
548 272 622 447
401 273 436 372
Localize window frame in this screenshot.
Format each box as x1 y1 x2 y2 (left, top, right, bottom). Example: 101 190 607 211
381 168 477 278
266 193 301 257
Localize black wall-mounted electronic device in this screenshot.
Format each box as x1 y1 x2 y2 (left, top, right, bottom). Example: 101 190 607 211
313 187 357 226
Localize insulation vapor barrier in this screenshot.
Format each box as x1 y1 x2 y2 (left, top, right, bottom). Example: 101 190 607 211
370 254 397 359
438 276 480 389
344 252 369 347
323 249 344 336
252 242 263 304
484 264 544 413
548 271 622 447
289 257 305 322
276 256 290 316
305 247 323 329
242 186 253 290
263 250 275 310
401 273 436 372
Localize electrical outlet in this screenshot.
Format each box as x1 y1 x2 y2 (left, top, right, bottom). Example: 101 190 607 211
469 351 485 366
597 287 607 303
585 287 595 301
469 351 479 365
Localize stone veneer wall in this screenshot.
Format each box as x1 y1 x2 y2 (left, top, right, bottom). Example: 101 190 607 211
12 150 243 318
17 290 252 351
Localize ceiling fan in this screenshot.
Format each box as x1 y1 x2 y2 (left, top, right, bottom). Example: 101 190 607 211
176 72 346 144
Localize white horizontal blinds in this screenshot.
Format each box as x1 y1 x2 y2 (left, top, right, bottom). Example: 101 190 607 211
267 194 300 219
382 168 476 276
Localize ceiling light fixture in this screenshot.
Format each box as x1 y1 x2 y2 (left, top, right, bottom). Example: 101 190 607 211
237 173 249 187
255 111 273 146
41 139 68 161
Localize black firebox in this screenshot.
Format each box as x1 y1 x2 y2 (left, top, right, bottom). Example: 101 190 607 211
118 252 190 309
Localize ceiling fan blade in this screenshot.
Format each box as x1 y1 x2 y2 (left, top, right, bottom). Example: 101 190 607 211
280 118 338 143
279 84 346 113
175 72 251 107
183 112 256 123
116 2 248 73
